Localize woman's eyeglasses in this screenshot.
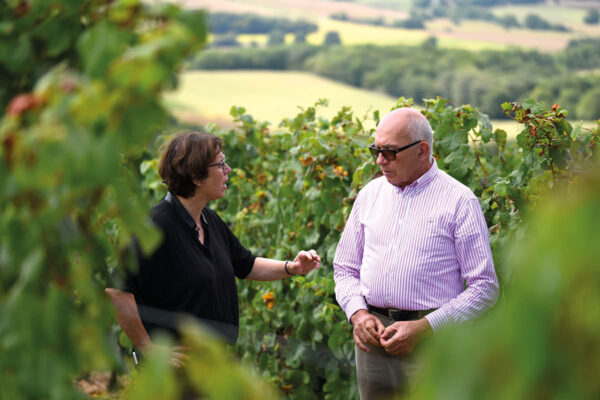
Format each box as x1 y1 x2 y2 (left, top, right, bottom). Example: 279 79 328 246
368 141 421 161
208 158 228 172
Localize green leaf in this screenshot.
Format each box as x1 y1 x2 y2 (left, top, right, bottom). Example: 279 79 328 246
77 21 132 78
494 129 508 145
570 121 582 140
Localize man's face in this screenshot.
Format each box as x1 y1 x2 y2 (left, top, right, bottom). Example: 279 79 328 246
373 119 422 188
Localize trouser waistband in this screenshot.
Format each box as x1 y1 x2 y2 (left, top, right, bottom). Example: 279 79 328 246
367 304 436 321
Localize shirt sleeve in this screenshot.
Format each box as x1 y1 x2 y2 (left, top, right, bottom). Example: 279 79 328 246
333 190 368 322
221 219 256 280
122 234 169 299
425 197 499 332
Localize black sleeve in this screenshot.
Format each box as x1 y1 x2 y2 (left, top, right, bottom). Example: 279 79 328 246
226 226 256 279
121 237 142 295
123 234 170 299
208 209 255 279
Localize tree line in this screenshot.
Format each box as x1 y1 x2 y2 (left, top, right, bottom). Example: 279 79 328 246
208 12 317 35
191 38 600 120
336 0 569 32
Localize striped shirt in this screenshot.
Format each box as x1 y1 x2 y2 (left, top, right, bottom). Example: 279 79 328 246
333 160 499 332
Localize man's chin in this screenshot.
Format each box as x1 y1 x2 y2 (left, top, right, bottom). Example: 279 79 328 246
384 176 398 185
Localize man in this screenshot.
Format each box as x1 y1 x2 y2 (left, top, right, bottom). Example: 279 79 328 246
333 108 499 399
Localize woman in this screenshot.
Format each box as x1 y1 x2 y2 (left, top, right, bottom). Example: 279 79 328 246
106 131 320 366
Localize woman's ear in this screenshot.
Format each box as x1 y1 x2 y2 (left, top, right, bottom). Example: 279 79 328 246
192 179 202 187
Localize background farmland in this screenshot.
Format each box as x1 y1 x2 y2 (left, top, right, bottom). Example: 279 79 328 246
169 0 600 133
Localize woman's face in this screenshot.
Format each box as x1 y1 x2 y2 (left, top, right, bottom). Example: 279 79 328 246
195 152 231 202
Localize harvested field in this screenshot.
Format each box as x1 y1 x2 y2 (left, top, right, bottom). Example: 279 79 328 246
184 0 408 20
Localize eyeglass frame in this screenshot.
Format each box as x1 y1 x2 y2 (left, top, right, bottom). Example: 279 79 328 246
368 140 422 161
207 157 228 172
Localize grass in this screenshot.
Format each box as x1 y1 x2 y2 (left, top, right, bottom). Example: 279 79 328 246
165 70 397 129
164 70 534 137
491 4 588 26
166 70 598 138
312 18 513 51
237 13 593 52
196 0 600 52
347 0 413 12
237 18 514 51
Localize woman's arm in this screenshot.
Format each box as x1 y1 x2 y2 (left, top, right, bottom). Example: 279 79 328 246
105 288 153 353
105 288 189 367
247 250 320 281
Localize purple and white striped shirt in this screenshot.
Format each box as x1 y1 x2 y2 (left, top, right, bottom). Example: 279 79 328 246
333 160 499 332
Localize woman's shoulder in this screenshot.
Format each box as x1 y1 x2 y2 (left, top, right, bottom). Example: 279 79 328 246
149 199 179 228
202 206 225 226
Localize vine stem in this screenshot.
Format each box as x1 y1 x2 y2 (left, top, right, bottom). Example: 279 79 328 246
469 132 489 188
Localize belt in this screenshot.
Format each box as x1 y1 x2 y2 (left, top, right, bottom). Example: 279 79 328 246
367 304 436 321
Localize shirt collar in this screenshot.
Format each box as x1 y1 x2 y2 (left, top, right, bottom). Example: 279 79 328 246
390 157 438 194
412 158 438 189
165 191 208 230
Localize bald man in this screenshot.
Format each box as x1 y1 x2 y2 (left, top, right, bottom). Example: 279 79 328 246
333 108 499 399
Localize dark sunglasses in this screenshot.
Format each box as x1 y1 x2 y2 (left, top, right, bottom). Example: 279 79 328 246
368 140 422 161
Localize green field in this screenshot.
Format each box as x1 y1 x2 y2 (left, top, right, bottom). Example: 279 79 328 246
165 70 528 136
166 70 396 129
311 18 514 51
492 4 588 25
351 0 412 12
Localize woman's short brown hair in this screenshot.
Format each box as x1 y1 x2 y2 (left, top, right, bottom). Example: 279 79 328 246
158 131 223 198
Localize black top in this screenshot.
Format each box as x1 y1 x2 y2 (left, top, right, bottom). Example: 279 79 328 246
124 192 255 344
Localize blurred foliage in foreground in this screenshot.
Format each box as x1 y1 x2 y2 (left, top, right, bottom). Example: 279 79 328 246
0 1 274 399
413 157 600 400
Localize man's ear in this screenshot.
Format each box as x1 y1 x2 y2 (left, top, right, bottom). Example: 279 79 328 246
419 142 428 158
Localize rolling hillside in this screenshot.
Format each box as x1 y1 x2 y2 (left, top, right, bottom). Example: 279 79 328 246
165 70 523 135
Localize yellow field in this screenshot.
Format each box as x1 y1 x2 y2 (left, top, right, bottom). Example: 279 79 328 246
164 70 532 137
192 0 600 52
237 18 514 52
165 70 397 129
235 13 597 52
492 4 587 25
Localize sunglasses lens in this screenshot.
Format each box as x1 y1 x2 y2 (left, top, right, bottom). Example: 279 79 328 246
385 150 397 161
369 147 379 160
368 147 396 161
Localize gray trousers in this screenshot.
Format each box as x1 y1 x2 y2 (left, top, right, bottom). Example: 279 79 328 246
355 313 421 400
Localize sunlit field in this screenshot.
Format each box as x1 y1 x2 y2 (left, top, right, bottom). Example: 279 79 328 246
492 4 588 25
232 14 595 52
166 70 397 129
236 18 516 52
165 69 530 137
197 0 600 52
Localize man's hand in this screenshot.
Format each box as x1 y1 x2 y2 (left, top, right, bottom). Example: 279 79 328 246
290 249 321 275
350 310 385 352
379 318 432 356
